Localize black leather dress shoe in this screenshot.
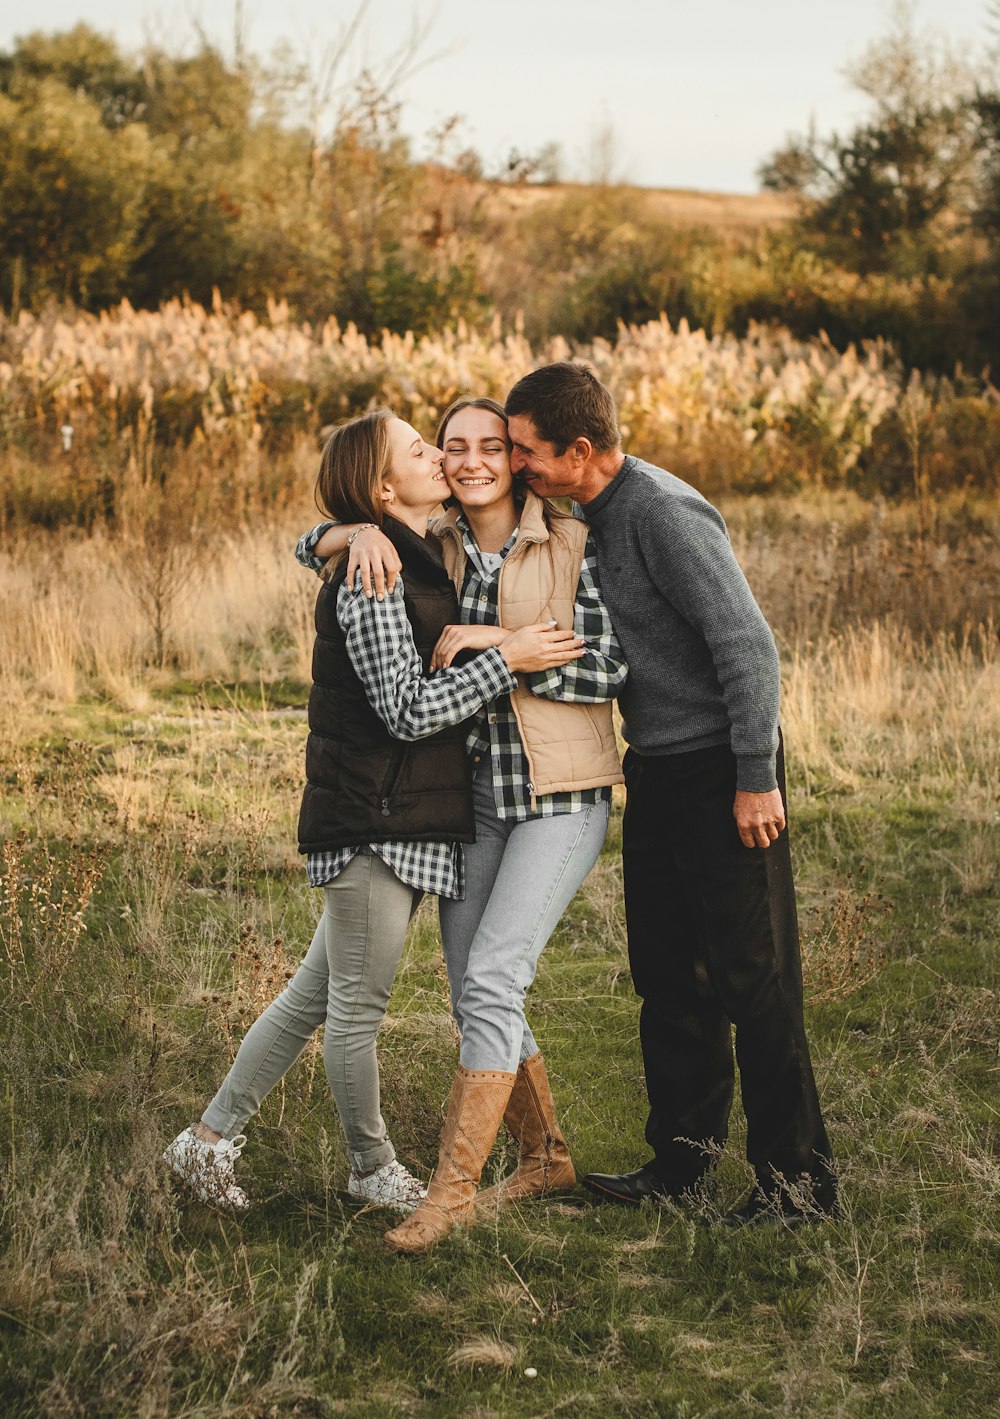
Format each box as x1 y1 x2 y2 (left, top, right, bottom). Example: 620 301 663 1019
581 1165 686 1206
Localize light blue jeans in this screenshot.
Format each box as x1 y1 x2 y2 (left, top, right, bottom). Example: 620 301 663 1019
203 854 419 1174
439 764 609 1073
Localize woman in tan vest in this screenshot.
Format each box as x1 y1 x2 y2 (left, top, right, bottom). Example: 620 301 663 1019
299 397 627 1252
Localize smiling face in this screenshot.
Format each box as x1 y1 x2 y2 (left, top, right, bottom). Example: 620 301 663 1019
440 405 515 513
381 417 446 521
507 414 587 499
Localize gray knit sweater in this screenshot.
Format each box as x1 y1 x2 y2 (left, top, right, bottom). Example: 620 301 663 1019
581 456 780 793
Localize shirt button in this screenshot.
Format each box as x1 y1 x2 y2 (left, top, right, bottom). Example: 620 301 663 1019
479 593 489 603
473 755 481 764
488 714 497 724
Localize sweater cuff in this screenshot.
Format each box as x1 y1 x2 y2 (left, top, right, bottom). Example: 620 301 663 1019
736 753 778 794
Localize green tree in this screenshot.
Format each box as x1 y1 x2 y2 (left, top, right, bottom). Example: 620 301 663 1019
482 184 710 342
0 78 150 309
309 79 485 334
125 45 306 308
975 5 1000 239
760 3 981 275
0 22 488 332
0 23 147 127
758 132 818 194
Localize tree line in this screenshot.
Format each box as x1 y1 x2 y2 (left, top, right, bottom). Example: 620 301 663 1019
1 10 999 375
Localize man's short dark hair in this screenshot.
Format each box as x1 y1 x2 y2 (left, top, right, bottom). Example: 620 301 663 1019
505 361 620 453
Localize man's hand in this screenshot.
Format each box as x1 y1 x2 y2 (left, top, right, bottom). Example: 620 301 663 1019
431 624 508 671
348 527 402 599
733 788 785 849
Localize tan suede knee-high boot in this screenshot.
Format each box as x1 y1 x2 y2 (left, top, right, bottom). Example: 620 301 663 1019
477 1051 575 1212
384 1066 516 1255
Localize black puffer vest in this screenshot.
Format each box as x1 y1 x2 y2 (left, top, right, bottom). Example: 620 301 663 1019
297 516 475 854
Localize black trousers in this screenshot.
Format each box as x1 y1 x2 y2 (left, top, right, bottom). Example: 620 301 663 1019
621 740 835 1204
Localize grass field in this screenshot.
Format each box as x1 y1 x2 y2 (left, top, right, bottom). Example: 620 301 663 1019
1 498 998 1418
483 182 798 233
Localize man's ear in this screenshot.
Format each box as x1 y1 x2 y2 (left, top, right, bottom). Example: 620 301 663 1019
570 437 594 465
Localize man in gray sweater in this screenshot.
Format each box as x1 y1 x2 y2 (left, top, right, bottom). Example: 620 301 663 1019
505 361 836 1227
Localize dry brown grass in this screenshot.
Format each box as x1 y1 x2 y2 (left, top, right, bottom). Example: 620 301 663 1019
780 620 1000 809
725 492 1000 640
2 493 996 708
482 181 798 233
446 1337 520 1372
0 521 317 705
6 304 997 538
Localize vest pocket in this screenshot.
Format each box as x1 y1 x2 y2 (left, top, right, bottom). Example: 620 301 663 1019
582 703 608 748
378 744 408 817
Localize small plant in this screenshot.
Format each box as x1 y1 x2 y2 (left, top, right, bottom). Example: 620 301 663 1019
227 918 296 1035
802 880 892 1005
0 833 105 999
111 416 211 666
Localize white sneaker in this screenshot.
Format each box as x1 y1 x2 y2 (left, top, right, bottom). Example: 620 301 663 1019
162 1127 250 1212
347 1159 427 1213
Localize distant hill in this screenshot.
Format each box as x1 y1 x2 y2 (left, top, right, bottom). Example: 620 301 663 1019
481 181 798 233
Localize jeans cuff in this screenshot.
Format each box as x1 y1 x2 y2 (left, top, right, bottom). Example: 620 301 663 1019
350 1140 395 1174
201 1103 244 1139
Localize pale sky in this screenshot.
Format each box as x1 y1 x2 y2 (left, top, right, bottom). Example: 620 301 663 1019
1 0 994 191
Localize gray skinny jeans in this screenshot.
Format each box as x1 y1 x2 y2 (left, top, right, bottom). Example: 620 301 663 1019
439 764 609 1073
203 854 419 1174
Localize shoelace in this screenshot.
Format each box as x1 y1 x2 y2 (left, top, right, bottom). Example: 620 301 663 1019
352 1161 423 1195
383 1163 424 1195
211 1134 247 1170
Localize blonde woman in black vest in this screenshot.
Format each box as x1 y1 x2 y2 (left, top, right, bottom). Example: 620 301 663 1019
300 398 627 1252
163 409 584 1214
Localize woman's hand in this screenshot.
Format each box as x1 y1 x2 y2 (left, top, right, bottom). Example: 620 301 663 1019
347 527 402 599
431 624 508 671
498 622 585 674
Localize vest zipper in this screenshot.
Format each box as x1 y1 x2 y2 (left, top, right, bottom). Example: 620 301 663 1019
445 517 545 812
496 530 544 811
378 745 407 816
495 536 543 808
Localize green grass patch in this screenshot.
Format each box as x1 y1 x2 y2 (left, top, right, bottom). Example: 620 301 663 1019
1 701 998 1418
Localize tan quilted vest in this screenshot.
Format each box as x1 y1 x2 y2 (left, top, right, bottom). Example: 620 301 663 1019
435 492 623 803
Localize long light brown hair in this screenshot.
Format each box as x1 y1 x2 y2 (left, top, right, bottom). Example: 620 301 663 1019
315 408 394 526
